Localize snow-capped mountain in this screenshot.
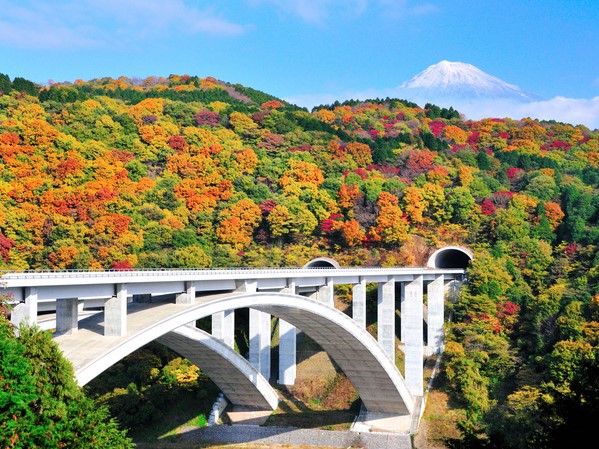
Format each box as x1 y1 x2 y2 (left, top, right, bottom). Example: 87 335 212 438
397 61 541 104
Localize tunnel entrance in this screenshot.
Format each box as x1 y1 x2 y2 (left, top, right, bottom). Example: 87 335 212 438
303 257 340 269
427 246 473 269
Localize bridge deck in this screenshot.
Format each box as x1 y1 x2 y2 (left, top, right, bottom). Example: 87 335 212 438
55 293 232 377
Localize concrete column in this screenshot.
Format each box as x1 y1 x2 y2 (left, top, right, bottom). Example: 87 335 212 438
400 282 406 342
176 281 196 304
352 278 366 328
105 283 127 336
25 287 38 326
56 298 78 335
10 287 38 327
404 276 424 397
426 275 445 355
278 280 296 385
249 308 271 380
212 310 235 349
212 281 257 349
240 278 271 379
316 277 334 308
236 279 257 293
377 277 396 361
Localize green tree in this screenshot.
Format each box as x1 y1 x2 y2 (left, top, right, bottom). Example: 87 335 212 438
525 174 558 201
12 77 38 96
0 73 11 94
0 318 132 448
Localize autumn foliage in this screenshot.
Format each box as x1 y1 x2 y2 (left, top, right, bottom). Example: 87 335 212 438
0 72 598 447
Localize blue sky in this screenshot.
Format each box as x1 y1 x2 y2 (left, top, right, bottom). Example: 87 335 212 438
1 0 598 128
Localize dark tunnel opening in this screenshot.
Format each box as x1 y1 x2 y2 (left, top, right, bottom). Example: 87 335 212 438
303 258 340 269
306 261 336 268
430 249 472 269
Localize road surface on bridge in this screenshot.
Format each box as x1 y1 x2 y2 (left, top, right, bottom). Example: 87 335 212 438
55 292 234 381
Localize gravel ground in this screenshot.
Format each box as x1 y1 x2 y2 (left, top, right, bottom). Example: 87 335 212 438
179 425 412 449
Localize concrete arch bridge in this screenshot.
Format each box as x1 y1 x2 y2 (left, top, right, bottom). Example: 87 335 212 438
2 247 470 434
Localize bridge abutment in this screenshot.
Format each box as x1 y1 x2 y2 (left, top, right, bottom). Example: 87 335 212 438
10 286 38 328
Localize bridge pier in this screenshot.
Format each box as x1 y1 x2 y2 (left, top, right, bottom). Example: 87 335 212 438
176 281 196 304
249 308 271 380
56 298 79 335
377 277 396 361
212 311 235 348
315 277 334 307
352 277 367 328
278 280 296 385
426 275 445 355
104 283 128 336
403 276 424 397
245 280 273 381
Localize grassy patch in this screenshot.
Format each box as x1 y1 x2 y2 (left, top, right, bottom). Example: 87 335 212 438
414 371 467 449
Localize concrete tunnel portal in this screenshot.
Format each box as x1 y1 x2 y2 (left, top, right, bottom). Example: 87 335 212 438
427 246 473 269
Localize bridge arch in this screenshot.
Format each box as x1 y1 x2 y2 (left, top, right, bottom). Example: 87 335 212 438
157 326 279 410
427 246 473 269
71 293 414 415
303 257 340 269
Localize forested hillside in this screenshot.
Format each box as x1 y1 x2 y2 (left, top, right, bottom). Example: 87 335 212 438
0 73 598 448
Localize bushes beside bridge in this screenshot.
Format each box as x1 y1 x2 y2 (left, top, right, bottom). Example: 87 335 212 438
0 303 133 448
84 342 220 440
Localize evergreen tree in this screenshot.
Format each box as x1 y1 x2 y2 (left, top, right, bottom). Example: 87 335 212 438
0 312 133 449
0 73 11 94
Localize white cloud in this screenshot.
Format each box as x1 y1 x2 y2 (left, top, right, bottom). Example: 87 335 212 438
94 0 248 37
250 0 367 23
286 87 599 130
0 0 247 49
436 97 599 130
249 0 436 23
510 97 599 129
377 0 440 18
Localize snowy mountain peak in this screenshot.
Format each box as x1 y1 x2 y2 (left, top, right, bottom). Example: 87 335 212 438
398 61 540 102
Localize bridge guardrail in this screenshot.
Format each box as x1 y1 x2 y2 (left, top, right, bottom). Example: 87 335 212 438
0 266 465 279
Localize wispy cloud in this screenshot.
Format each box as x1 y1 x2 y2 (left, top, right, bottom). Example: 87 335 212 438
250 0 437 24
0 0 247 49
513 97 599 130
377 0 440 18
249 0 367 23
425 96 599 130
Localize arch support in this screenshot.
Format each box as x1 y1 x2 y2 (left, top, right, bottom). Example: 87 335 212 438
157 326 278 410
57 292 414 416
